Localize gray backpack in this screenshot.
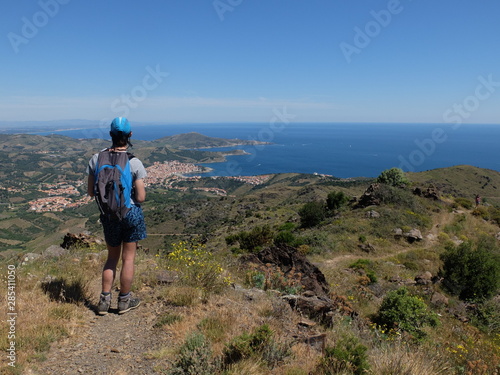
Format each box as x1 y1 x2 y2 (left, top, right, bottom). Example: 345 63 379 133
93 150 134 221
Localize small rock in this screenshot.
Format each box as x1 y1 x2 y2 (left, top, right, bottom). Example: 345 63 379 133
304 333 327 352
156 270 179 284
21 253 41 265
431 292 449 307
389 275 403 283
43 245 67 258
358 243 375 253
404 228 423 243
366 210 380 218
415 271 433 285
394 228 403 240
298 319 317 328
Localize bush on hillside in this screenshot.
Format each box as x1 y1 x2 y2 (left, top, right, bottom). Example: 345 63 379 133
454 197 473 210
374 287 439 340
326 190 350 211
225 225 274 252
298 201 326 228
376 167 409 187
167 332 219 375
312 335 370 375
439 237 500 302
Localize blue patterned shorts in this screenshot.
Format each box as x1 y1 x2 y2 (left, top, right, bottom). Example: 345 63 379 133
101 205 147 247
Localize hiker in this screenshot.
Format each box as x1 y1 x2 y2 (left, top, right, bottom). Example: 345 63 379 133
475 194 481 207
86 117 147 315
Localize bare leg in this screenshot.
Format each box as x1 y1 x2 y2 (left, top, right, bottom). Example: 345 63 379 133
119 241 137 295
102 245 121 293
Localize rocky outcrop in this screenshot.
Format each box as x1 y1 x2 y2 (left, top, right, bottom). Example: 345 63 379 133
356 184 381 208
413 185 440 200
415 271 433 285
61 232 102 249
358 242 375 253
241 244 330 297
282 292 356 327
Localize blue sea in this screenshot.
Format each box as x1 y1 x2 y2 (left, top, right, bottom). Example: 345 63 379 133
36 123 500 178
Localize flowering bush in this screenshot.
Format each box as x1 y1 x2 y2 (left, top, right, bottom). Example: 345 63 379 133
160 241 231 298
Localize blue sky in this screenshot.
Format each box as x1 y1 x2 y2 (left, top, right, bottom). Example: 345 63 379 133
1 0 500 125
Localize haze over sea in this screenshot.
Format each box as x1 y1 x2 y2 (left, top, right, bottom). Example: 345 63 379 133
36 123 500 179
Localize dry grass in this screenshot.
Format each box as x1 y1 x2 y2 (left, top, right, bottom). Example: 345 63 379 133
369 342 451 374
0 248 100 373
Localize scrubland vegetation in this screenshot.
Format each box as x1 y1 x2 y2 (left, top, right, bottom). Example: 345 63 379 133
1 166 499 374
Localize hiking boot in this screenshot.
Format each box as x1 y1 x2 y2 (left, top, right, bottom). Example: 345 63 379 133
118 294 141 314
97 293 111 315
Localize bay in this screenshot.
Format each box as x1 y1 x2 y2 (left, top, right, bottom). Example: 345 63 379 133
35 122 500 178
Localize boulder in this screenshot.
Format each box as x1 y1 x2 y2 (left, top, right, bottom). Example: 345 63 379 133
42 245 67 258
61 232 99 249
496 232 500 241
282 293 356 327
415 271 433 285
394 228 403 240
358 243 375 253
241 244 330 297
430 292 449 307
404 228 423 243
20 253 41 265
413 185 440 200
366 210 380 218
356 184 381 208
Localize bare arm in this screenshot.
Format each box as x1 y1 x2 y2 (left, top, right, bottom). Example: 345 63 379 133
87 175 95 197
134 179 146 203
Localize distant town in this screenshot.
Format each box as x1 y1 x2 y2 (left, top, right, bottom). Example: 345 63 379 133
23 161 271 212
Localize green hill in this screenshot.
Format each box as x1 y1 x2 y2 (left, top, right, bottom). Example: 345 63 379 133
409 165 500 205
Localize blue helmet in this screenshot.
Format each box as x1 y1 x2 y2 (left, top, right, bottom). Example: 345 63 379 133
110 117 131 135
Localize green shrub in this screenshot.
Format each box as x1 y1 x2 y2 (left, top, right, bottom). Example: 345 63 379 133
226 225 274 252
440 238 500 301
313 335 370 375
224 324 273 364
298 201 326 228
375 287 439 339
454 197 473 209
167 332 219 375
489 206 500 225
376 167 409 187
469 298 500 335
349 259 377 284
326 191 349 211
274 230 297 246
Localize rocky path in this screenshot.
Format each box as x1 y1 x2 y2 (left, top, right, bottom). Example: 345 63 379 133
27 279 171 375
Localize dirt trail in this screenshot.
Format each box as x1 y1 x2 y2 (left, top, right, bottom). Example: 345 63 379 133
28 278 171 375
